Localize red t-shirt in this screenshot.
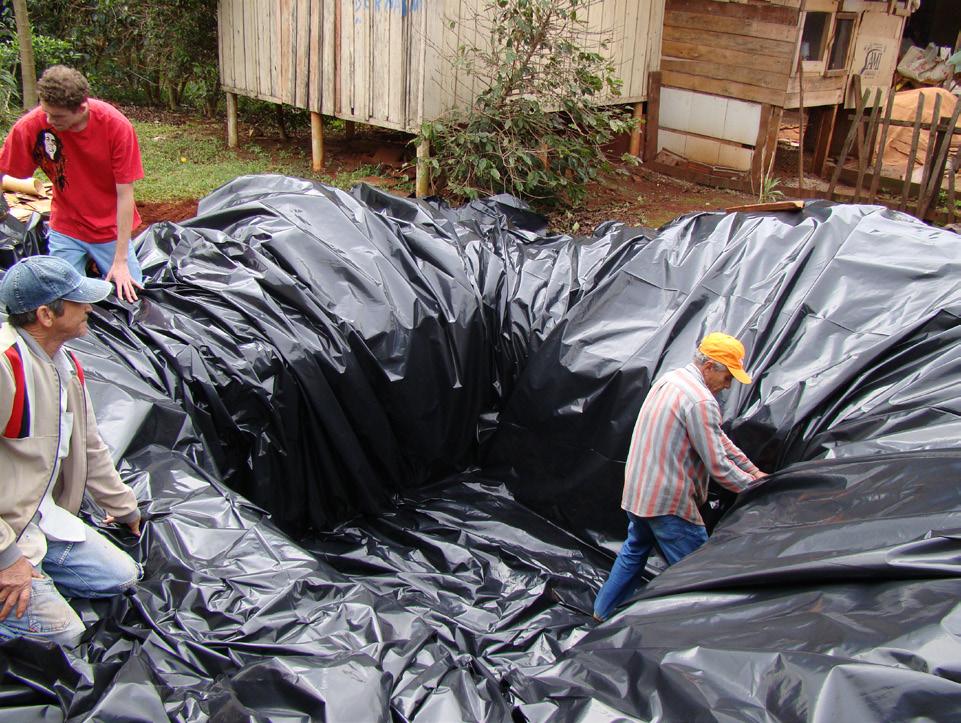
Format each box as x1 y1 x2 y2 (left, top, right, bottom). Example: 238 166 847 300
0 99 143 243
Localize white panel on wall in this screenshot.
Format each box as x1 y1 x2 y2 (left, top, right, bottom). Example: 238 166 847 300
717 143 753 172
659 87 694 133
660 86 762 146
689 92 725 139
722 97 762 145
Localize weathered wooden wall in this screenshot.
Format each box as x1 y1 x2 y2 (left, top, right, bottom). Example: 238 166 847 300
661 0 800 107
218 0 664 134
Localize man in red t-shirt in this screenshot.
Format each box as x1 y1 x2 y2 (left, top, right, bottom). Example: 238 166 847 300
0 66 144 302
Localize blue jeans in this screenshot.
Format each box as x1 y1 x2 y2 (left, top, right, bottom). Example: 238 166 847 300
0 523 142 647
47 229 144 284
593 513 708 620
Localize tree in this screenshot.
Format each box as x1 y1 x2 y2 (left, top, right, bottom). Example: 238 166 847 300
419 0 637 208
11 0 36 108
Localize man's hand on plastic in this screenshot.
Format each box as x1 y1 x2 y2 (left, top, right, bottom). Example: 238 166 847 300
0 556 42 621
105 262 142 303
103 514 141 537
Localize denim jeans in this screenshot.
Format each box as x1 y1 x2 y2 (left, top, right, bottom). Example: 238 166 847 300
47 229 144 284
0 522 142 647
593 513 708 621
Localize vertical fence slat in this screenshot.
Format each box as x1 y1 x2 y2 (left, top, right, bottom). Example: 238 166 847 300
900 94 926 211
918 103 961 219
915 93 943 215
868 91 896 203
948 145 961 227
828 89 869 197
854 89 883 203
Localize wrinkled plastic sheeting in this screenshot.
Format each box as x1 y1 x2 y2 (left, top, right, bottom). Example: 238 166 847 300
129 175 652 535
483 201 961 542
0 200 46 267
1 332 603 721
508 451 961 721
2 176 961 720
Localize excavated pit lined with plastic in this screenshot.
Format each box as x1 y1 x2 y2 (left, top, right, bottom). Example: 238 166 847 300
2 175 961 721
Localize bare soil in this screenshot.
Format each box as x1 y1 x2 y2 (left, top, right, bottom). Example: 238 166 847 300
137 200 199 228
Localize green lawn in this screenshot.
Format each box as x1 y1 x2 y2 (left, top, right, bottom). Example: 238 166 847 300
135 121 313 201
135 120 392 201
2 116 397 202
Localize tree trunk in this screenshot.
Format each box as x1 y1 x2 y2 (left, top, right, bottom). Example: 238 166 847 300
12 0 37 109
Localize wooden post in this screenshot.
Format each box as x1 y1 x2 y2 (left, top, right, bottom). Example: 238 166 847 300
811 105 838 178
852 75 864 164
416 138 430 197
644 72 662 165
310 112 324 171
828 88 868 196
629 102 643 158
853 89 883 203
915 93 943 215
751 105 771 192
947 145 961 227
918 103 961 219
226 91 238 148
899 94 925 210
12 0 37 109
868 91 896 202
797 55 805 195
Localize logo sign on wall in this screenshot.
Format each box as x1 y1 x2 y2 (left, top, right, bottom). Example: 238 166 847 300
859 43 885 78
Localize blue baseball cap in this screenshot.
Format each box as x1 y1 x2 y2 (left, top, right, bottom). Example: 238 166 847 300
0 255 113 315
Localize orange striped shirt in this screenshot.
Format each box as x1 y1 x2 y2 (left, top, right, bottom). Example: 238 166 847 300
622 364 760 525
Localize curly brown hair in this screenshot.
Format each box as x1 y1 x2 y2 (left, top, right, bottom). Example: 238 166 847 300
36 66 89 109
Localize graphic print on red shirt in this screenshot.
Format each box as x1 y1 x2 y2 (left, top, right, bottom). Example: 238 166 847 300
31 129 68 191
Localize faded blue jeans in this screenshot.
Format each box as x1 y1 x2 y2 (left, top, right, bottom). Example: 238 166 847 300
593 512 708 621
0 522 142 647
47 229 144 284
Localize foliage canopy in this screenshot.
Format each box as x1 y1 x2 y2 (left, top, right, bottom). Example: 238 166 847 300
0 0 219 114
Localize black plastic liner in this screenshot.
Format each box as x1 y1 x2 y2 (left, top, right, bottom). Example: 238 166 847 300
0 201 46 267
2 175 961 720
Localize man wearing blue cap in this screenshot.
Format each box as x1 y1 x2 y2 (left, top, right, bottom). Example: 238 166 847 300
0 255 142 646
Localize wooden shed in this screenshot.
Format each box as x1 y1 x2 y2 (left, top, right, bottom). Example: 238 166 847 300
646 0 917 191
217 0 666 187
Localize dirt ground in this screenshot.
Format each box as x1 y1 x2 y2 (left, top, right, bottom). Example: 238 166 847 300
133 111 760 233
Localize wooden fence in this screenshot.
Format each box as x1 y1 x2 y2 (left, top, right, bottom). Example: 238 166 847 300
825 82 961 224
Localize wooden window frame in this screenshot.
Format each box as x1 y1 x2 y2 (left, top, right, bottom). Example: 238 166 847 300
823 12 858 77
798 10 832 74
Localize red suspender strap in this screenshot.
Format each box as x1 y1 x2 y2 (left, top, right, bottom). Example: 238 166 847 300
68 352 85 386
3 346 27 438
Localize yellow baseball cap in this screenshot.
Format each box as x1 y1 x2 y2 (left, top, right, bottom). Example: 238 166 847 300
698 332 752 384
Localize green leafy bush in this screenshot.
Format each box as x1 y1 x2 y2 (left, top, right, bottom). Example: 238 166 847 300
419 0 637 208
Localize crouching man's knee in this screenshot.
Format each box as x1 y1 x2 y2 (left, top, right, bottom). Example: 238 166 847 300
0 578 86 648
120 558 144 592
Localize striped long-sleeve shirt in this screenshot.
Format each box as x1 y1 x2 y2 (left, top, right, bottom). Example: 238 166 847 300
622 363 760 526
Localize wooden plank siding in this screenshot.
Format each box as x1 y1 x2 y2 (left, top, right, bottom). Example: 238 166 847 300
219 0 664 134
661 0 800 107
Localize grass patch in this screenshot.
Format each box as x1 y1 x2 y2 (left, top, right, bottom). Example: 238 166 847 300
136 120 383 201
1 116 404 203
135 121 307 201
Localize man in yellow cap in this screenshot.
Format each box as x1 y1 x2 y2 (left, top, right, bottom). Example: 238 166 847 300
593 332 766 621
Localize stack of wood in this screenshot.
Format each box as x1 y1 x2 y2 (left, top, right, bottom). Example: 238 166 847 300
2 177 52 222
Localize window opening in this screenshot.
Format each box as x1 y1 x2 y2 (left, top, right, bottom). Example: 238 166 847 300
801 12 831 61
828 16 855 71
